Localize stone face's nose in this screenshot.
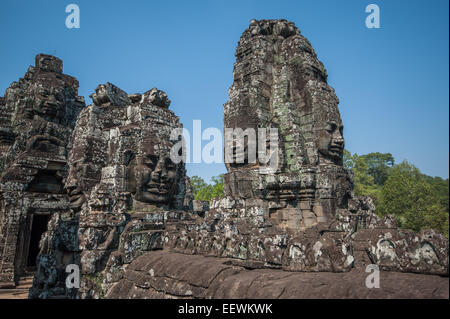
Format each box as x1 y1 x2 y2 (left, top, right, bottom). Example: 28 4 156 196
333 127 344 146
150 161 163 183
46 94 58 105
160 167 169 181
149 159 171 185
334 136 344 145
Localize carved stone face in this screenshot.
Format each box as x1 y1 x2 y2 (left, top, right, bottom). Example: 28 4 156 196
65 161 88 211
135 154 177 204
26 135 63 154
317 121 344 164
228 137 250 169
34 87 65 120
248 20 298 38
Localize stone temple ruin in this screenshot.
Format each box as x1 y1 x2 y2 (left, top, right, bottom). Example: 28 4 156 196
30 82 193 298
0 20 448 299
0 54 84 287
222 18 351 229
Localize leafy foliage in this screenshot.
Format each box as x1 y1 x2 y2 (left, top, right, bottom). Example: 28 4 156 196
190 176 208 195
362 152 395 185
343 150 382 203
377 161 449 237
190 174 224 202
345 150 449 238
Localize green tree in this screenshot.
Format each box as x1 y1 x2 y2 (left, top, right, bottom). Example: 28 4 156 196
344 150 381 202
210 174 224 199
343 149 355 170
377 161 449 237
191 174 225 202
422 203 449 238
422 175 449 213
190 175 208 198
195 184 214 201
360 152 394 185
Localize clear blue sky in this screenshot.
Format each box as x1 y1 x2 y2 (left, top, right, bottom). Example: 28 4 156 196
1 0 448 182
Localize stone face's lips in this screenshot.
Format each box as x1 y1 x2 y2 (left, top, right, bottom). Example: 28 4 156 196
147 183 170 193
148 187 169 195
267 181 300 190
68 192 82 200
68 188 83 203
329 146 343 153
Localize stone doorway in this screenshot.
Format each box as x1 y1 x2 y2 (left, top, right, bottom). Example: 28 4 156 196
26 214 50 270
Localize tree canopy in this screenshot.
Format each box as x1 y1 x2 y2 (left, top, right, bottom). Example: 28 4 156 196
190 174 224 202
344 150 449 238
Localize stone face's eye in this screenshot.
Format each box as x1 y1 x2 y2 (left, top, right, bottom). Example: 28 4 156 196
326 122 337 133
144 155 158 169
339 125 344 135
165 158 176 170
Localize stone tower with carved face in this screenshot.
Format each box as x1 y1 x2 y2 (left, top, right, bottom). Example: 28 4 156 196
0 54 85 288
164 20 448 278
223 19 352 231
64 83 188 214
29 82 193 298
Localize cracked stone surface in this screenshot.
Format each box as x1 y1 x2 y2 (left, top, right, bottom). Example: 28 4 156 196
107 251 449 299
